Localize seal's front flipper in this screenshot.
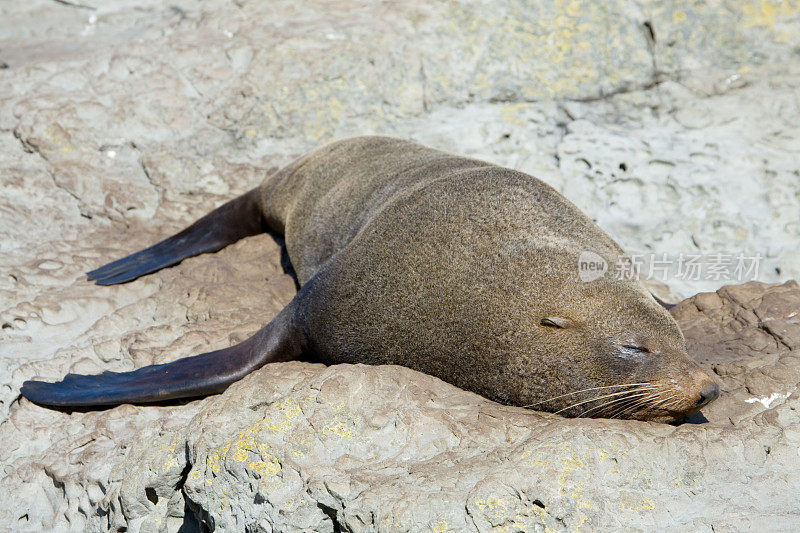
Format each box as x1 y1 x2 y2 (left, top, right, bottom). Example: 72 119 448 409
21 305 303 407
88 188 266 285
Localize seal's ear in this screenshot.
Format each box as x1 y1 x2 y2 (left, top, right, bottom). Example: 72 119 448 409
650 293 675 310
541 316 573 328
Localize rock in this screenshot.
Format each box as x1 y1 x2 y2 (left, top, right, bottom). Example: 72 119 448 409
2 0 800 530
672 280 800 425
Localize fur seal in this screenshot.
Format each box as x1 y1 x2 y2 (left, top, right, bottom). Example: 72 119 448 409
21 136 719 422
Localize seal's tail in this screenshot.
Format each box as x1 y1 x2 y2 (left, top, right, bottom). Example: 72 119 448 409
87 188 265 285
20 304 302 407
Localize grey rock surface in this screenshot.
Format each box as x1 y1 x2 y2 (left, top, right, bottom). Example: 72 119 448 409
1 0 800 531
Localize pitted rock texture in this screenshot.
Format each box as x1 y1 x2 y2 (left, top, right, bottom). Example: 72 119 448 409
2 0 800 531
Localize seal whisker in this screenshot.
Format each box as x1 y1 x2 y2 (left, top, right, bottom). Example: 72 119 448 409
612 389 678 419
608 398 651 419
580 393 652 418
642 390 681 413
552 386 658 416
608 403 641 419
599 393 656 419
657 394 685 411
612 399 654 419
604 388 672 419
523 382 651 408
653 392 680 407
578 391 657 418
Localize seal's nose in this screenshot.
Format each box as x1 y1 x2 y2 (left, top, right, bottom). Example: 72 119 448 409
696 382 720 407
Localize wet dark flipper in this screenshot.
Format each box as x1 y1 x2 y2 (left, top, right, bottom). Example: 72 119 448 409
87 188 266 285
21 304 303 407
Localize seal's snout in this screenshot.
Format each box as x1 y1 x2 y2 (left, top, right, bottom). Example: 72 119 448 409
696 381 720 407
682 362 722 414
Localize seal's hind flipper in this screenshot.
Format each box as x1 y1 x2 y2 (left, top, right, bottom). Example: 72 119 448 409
21 305 302 407
88 188 265 285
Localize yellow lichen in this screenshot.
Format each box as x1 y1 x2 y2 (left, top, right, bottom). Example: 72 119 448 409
487 495 508 511
742 0 800 29
248 457 281 478
618 495 656 512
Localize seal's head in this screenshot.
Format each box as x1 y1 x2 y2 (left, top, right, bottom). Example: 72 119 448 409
524 277 720 423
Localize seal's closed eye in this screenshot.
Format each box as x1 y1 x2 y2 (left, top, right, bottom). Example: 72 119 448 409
622 344 651 354
540 316 573 328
